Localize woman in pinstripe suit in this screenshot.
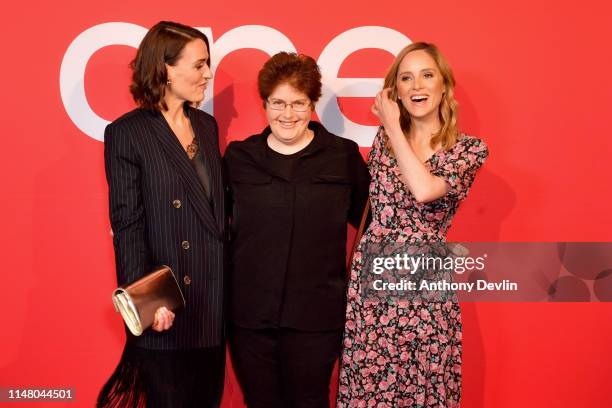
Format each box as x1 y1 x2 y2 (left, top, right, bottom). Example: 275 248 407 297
98 21 226 408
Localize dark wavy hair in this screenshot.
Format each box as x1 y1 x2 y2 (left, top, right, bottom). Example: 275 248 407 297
129 21 210 111
257 52 322 109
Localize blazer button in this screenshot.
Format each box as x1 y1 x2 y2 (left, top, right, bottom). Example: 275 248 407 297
181 240 190 250
183 275 192 285
173 199 182 209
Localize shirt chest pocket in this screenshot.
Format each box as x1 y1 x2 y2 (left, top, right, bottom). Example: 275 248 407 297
306 174 352 211
232 174 288 209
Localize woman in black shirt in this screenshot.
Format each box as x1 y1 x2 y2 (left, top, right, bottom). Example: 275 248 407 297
224 52 370 408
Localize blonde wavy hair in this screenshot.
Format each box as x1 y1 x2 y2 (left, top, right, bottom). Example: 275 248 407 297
383 42 459 150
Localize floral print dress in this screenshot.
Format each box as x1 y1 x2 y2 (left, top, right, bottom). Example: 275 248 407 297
336 127 488 408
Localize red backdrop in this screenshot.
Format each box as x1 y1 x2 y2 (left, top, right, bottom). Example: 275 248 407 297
2 0 612 406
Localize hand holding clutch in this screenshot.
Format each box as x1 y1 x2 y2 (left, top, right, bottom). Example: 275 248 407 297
152 306 175 331
112 265 185 336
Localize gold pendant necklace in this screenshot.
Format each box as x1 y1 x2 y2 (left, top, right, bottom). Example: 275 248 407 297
186 138 199 160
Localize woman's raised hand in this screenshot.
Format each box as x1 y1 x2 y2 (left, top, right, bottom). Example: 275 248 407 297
372 88 401 133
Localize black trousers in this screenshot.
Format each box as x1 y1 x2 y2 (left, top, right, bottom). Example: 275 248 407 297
229 326 343 408
98 343 225 408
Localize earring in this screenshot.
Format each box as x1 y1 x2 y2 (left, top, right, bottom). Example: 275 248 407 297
166 80 172 85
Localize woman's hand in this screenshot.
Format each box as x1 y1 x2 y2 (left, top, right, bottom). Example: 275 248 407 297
152 306 175 332
372 88 402 134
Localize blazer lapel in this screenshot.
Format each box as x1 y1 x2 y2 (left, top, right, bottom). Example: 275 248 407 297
148 110 221 238
189 109 226 236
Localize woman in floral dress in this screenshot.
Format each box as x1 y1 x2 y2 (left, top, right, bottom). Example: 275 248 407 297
336 42 488 407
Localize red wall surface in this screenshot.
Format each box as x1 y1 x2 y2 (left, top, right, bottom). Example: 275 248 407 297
2 0 612 406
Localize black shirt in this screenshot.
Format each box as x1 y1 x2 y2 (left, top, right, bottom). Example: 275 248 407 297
224 121 370 331
264 137 314 181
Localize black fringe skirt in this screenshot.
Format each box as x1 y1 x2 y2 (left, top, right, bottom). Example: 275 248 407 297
97 342 224 408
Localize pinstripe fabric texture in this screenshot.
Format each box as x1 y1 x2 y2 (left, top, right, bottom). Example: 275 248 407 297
104 105 226 350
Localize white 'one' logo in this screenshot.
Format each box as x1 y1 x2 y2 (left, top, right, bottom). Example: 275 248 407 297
59 23 410 146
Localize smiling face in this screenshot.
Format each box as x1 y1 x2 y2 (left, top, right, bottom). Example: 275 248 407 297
395 49 446 123
266 82 312 146
165 38 212 105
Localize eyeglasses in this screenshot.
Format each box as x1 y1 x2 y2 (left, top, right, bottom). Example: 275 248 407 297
266 98 311 112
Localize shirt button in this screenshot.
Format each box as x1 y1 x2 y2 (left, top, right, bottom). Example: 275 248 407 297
183 275 192 285
173 199 182 209
181 240 190 250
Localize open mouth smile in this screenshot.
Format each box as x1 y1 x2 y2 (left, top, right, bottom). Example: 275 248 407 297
410 95 429 104
278 120 299 129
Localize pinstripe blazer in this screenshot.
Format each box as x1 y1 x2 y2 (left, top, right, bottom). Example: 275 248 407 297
104 105 226 350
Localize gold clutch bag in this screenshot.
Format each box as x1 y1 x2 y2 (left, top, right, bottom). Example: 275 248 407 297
112 265 185 336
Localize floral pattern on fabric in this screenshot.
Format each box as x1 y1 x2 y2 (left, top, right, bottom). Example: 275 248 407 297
337 127 488 407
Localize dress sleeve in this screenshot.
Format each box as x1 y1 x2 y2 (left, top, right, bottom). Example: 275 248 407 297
368 126 385 165
432 136 489 201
